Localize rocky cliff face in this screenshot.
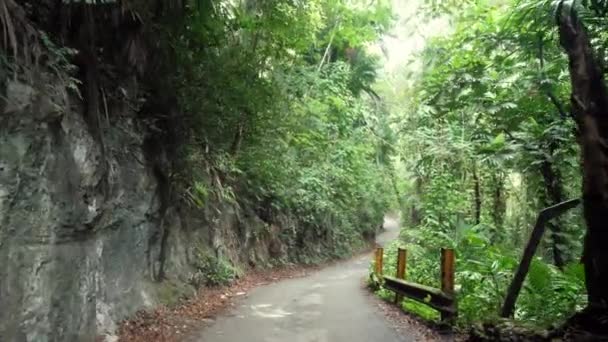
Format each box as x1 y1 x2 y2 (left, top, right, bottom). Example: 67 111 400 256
0 67 332 341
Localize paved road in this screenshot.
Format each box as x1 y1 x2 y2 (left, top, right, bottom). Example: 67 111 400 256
193 216 411 342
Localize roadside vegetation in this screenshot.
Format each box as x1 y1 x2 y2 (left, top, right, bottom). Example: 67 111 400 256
168 0 396 259
372 0 608 335
4 0 397 260
5 0 608 338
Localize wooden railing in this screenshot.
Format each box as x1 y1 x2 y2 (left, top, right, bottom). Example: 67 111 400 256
373 247 457 322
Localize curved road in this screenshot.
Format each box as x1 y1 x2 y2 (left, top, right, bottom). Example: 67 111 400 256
193 216 412 342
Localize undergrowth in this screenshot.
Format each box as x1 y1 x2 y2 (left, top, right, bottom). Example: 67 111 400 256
372 226 586 327
190 249 241 287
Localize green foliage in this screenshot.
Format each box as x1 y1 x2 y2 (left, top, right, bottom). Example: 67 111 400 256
22 31 82 96
402 299 440 321
406 1 583 242
164 0 396 259
368 0 598 328
517 262 586 324
375 227 586 326
191 250 240 287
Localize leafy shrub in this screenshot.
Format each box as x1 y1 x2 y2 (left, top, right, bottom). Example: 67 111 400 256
191 252 239 287
168 1 396 260
373 225 586 326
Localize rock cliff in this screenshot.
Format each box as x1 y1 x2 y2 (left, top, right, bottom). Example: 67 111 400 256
0 67 340 342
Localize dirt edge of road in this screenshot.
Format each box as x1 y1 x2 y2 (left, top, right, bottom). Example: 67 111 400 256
116 217 429 342
365 282 467 341
115 248 379 342
116 264 323 342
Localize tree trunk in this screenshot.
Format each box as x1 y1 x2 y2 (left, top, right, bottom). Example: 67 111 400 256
472 166 481 225
491 173 506 236
230 122 245 156
558 5 608 312
540 157 567 269
388 166 405 211
410 177 422 226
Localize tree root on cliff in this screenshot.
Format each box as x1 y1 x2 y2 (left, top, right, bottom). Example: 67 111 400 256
116 264 320 342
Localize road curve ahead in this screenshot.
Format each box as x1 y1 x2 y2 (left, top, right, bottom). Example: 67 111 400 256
192 216 412 342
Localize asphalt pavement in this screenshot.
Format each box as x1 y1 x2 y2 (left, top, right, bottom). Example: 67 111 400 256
193 216 411 342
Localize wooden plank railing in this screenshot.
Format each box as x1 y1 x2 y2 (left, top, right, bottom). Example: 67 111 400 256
374 247 457 322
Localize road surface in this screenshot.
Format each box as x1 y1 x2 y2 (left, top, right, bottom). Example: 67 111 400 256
193 216 412 342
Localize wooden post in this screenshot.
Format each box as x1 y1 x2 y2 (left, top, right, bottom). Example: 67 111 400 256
394 248 407 303
375 247 384 276
441 248 455 322
500 198 580 317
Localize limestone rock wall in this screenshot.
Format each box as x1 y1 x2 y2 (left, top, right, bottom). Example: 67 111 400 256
0 71 318 342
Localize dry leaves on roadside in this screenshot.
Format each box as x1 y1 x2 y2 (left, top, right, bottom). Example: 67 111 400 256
116 265 318 342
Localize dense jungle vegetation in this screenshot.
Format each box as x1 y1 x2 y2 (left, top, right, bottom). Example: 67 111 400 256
4 0 608 337
376 0 608 334
3 0 397 258
167 0 396 258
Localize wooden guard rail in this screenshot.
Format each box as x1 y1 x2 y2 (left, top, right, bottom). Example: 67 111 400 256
374 247 456 322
